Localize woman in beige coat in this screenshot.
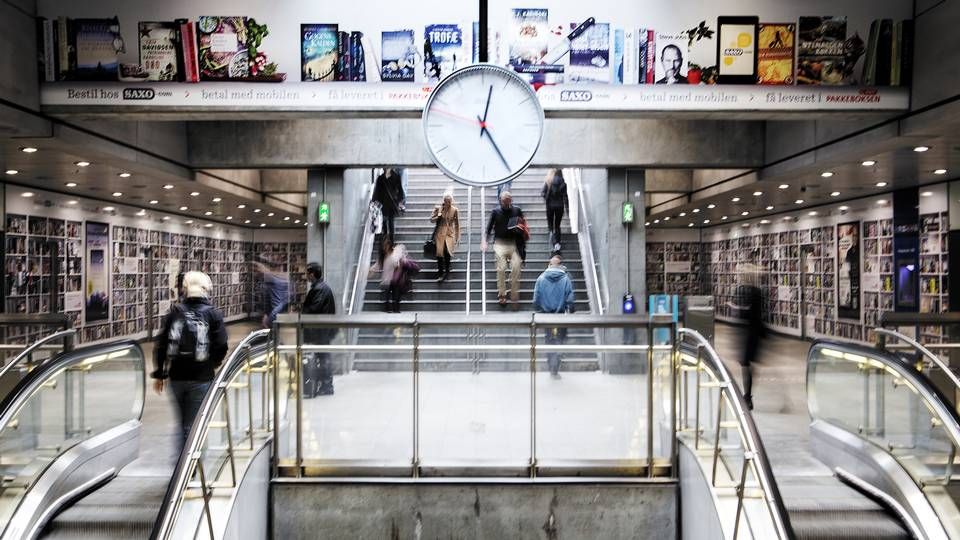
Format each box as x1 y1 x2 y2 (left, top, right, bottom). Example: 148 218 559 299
430 193 461 282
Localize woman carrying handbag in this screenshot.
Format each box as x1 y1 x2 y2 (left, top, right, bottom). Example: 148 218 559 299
428 192 461 282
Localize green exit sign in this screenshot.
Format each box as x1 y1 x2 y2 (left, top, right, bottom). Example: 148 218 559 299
317 201 330 224
621 201 635 224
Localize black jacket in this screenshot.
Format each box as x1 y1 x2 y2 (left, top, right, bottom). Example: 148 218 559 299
372 171 405 216
302 279 337 344
152 298 229 382
541 179 568 210
485 205 524 241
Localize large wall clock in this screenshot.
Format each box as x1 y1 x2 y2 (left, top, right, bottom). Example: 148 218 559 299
422 64 545 187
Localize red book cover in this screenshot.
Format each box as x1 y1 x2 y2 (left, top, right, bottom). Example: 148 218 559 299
180 21 199 82
644 30 656 83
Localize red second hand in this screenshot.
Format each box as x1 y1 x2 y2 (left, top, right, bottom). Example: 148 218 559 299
431 107 485 127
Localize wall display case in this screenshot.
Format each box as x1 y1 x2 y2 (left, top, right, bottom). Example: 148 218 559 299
646 241 702 296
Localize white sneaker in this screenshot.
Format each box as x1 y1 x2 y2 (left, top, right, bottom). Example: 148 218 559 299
553 243 561 252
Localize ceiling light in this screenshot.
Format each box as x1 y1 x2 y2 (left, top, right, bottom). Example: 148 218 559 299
149 200 158 205
692 209 700 214
653 219 660 224
212 197 222 203
795 199 804 204
253 209 262 213
65 182 77 188
679 212 686 217
721 216 728 220
162 216 170 221
753 191 763 196
75 160 90 167
707 204 716 209
783 216 792 221
5 169 18 175
204 223 213 228
244 219 251 224
766 205 774 210
294 219 301 224
103 206 115 212
703 219 710 224
20 146 38 153
934 169 947 175
136 210 146 216
839 206 849 211
20 192 34 198
237 204 246 209
267 212 276 217
876 181 887 187
741 211 749 216
645 222 650 226
732 197 741 202
741 223 750 228
67 200 78 205
830 191 840 197
921 191 933 197
118 172 131 178
226 216 233 220
760 219 770 224
204 211 213 216
877 200 888 205
163 184 174 190
179 206 188 211
778 184 789 189
190 191 200 197
260 223 266 228
808 211 818 216
663 216 670 221
820 172 834 178
861 160 876 167
112 192 122 197
913 146 930 152
185 219 194 224
688 223 694 228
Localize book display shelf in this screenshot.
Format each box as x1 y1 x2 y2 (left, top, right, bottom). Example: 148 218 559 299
3 214 83 344
918 211 950 342
862 218 894 343
800 226 838 339
645 242 702 296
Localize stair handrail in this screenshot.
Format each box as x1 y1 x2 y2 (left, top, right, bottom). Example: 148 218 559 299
345 169 380 315
874 327 960 393
480 186 488 315
465 186 473 314
570 168 606 314
677 327 795 540
0 329 75 382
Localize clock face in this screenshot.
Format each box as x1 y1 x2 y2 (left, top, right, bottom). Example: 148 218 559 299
422 64 544 187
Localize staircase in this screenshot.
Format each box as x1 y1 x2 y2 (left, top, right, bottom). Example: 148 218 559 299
355 168 597 372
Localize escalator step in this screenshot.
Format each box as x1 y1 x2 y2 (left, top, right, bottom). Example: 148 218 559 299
40 476 169 539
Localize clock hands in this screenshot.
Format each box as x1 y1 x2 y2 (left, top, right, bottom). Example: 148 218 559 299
477 114 511 173
431 107 482 126
479 84 493 136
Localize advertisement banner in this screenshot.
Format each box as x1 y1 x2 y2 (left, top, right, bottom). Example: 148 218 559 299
837 221 861 319
84 221 110 322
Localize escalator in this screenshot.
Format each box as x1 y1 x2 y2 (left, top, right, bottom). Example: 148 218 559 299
0 329 271 540
677 328 960 539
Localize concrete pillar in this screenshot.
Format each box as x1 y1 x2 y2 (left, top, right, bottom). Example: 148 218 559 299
606 169 646 314
306 169 346 305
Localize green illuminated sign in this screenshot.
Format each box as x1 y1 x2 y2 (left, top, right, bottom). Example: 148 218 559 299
622 201 635 224
317 201 330 224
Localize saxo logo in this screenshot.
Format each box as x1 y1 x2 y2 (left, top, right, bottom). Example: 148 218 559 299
560 90 592 102
122 88 156 100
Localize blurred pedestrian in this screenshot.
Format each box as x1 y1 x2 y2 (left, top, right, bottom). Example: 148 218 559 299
482 191 527 309
541 169 568 253
302 262 337 397
256 260 289 328
533 255 575 378
430 192 461 282
372 168 405 240
729 262 765 410
379 238 417 313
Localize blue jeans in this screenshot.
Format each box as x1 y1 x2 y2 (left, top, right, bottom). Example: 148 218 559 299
169 380 211 452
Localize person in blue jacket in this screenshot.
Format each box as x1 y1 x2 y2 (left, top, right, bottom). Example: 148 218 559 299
533 255 576 378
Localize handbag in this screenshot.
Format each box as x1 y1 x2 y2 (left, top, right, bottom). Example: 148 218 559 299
517 216 531 241
424 209 441 257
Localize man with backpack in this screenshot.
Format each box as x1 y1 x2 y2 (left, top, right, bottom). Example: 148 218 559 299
152 271 229 451
533 255 576 379
301 262 337 397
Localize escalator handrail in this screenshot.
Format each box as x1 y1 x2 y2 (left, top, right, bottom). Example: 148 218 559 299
677 327 796 540
0 329 76 383
152 328 272 540
873 327 960 395
0 339 145 430
807 339 960 450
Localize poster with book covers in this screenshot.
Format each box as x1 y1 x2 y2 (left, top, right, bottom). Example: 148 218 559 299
138 22 181 81
654 31 688 84
797 16 848 85
566 21 609 83
758 23 795 84
197 16 249 80
381 30 416 82
74 18 120 81
509 8 549 68
424 24 464 83
301 24 338 81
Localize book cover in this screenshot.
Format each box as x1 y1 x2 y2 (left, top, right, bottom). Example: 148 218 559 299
57 16 74 80
40 18 56 82
654 31 688 84
301 23 338 81
349 31 366 81
567 21 610 83
757 23 795 84
874 19 893 86
622 28 636 84
74 18 120 81
473 21 479 63
139 22 181 81
640 28 656 83
381 29 415 82
424 24 463 83
612 28 624 83
336 31 350 81
197 16 249 80
797 16 847 85
179 20 199 82
509 8 549 69
896 20 914 87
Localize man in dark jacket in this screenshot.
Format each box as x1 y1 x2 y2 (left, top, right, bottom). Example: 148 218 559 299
372 168 405 240
541 169 568 252
152 271 229 451
302 262 337 397
482 191 526 308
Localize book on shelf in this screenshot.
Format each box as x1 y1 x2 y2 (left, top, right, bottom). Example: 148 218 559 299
74 18 121 81
179 20 200 82
797 16 847 85
301 23 338 81
197 16 249 80
653 31 688 84
508 8 549 70
757 23 795 84
57 16 76 81
566 21 610 83
139 21 183 81
424 23 465 83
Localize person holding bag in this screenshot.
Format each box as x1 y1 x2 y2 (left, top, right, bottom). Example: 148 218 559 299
429 193 461 282
482 190 527 309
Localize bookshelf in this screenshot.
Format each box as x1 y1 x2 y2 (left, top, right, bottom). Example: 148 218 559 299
862 218 894 343
918 211 950 343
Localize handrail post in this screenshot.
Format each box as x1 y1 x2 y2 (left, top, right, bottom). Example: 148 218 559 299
272 329 281 477
711 392 724 486
412 316 420 478
295 320 304 477
732 453 751 540
530 314 537 479
695 345 703 450
196 458 216 540
647 321 654 477
670 323 678 475
222 386 238 487
246 351 254 450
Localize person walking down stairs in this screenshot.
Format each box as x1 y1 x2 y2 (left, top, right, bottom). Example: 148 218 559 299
541 169 569 254
482 191 528 309
429 192 461 282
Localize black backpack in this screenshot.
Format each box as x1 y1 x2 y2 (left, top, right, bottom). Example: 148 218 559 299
166 303 213 363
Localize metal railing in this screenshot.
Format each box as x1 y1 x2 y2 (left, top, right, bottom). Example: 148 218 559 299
345 171 379 315
272 313 676 478
676 328 794 540
152 329 274 540
0 329 75 383
874 327 960 391
569 168 606 314
480 186 488 315
465 185 473 314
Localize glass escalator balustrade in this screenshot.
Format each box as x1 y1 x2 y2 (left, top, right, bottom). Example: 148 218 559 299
0 342 144 535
